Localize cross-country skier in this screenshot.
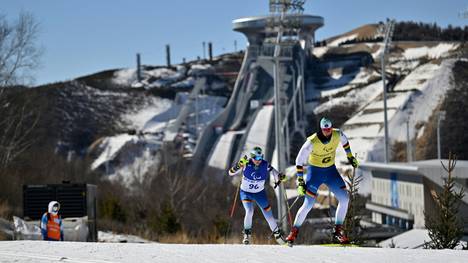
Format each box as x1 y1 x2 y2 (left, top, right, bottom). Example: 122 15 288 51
228 146 286 245
41 201 64 241
285 117 359 245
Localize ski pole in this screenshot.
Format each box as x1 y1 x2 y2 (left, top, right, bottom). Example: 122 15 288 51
230 179 241 218
224 179 241 243
278 195 301 224
273 173 284 189
281 185 293 227
273 173 294 225
274 179 281 189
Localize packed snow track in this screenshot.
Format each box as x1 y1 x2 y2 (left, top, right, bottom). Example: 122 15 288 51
0 241 466 263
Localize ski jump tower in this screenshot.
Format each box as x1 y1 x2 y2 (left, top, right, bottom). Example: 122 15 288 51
192 1 323 186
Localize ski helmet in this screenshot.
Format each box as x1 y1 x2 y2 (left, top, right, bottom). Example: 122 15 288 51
250 146 263 161
320 117 332 130
48 201 60 214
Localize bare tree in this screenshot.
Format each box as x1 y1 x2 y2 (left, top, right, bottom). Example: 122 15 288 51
0 99 39 169
0 12 41 170
0 12 41 90
159 150 206 214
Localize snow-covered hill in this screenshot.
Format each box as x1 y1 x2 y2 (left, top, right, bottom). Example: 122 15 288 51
325 24 381 46
0 241 466 263
14 23 465 190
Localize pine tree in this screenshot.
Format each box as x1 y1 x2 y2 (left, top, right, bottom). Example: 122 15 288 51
424 153 465 249
343 167 364 244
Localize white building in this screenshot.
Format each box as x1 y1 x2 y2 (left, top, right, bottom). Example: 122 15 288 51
360 160 468 230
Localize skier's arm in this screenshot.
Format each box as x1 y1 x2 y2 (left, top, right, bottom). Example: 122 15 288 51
267 164 283 182
340 130 359 167
295 140 313 177
228 164 242 176
228 155 248 176
340 130 353 158
40 213 48 240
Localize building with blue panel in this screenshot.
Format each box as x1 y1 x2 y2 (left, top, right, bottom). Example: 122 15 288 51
360 160 468 231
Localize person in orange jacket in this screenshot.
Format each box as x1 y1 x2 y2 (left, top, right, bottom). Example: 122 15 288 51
40 201 64 241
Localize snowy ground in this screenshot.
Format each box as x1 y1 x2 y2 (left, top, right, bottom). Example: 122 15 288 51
98 231 151 243
0 241 466 263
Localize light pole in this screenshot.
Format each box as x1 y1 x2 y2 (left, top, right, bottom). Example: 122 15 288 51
272 2 288 232
406 116 412 162
437 111 446 159
381 19 395 163
202 42 206 60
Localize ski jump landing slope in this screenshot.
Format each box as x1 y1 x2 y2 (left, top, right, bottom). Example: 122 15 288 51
0 241 466 263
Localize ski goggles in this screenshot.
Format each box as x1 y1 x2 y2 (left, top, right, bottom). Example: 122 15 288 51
250 152 263 160
253 155 263 161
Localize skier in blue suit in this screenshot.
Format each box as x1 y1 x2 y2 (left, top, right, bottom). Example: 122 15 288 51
228 146 286 245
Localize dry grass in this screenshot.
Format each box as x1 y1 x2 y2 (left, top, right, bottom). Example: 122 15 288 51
157 232 192 244
0 200 11 219
326 24 379 44
392 141 408 162
0 232 9 241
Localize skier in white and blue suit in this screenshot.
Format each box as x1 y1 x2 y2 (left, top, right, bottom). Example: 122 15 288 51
228 146 286 245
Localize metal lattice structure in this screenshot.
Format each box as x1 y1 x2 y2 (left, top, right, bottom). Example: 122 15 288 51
267 0 307 230
267 0 305 39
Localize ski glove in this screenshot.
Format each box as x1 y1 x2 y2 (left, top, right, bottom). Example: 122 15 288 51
347 155 359 168
238 155 249 167
297 177 306 196
279 173 287 182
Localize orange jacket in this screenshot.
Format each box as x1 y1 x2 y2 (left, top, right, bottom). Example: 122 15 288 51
40 201 63 241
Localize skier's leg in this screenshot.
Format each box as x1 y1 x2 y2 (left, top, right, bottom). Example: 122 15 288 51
293 165 323 228
286 166 324 244
293 194 316 227
239 190 254 244
325 169 349 225
254 191 277 231
325 168 350 244
254 191 285 244
241 199 254 230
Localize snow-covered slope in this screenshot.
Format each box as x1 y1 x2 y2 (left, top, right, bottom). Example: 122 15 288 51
335 60 455 166
306 38 463 194
80 59 234 187
0 241 466 263
91 92 226 187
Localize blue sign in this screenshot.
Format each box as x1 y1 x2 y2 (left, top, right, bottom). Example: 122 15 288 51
390 173 399 208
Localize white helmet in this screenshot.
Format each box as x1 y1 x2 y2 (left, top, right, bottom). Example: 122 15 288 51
48 201 60 214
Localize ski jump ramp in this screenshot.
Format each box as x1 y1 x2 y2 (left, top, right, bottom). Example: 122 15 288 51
193 14 323 175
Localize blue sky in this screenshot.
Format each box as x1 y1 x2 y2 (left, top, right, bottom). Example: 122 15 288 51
3 0 467 85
